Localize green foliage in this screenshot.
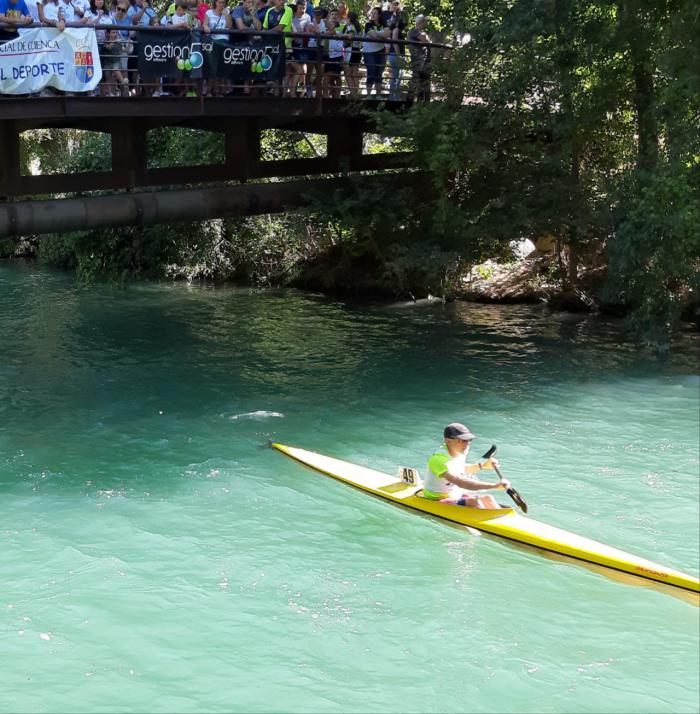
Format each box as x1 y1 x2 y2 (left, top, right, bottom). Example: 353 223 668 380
11 0 699 348
605 164 700 349
147 127 224 169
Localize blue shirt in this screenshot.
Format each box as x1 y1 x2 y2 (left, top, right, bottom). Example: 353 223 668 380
255 4 267 22
0 0 30 38
112 12 132 40
136 5 156 25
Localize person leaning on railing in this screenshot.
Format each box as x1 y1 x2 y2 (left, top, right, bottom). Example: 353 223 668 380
342 10 361 98
290 1 310 98
262 0 299 97
203 0 232 96
407 13 430 102
37 0 65 31
100 28 129 94
323 8 344 98
362 6 389 98
0 0 33 39
386 0 406 100
131 0 156 26
303 5 324 98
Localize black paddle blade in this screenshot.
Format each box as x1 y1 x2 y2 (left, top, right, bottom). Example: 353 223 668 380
507 487 528 513
482 444 497 460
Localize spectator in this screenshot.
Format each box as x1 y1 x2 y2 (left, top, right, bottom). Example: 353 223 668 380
386 0 405 99
110 0 134 93
203 0 232 96
100 28 129 95
73 0 90 18
129 0 156 96
262 0 297 97
232 0 261 30
303 5 324 97
23 0 40 23
83 0 110 37
38 0 65 31
290 1 310 96
58 0 80 22
203 0 231 39
131 0 156 25
407 13 430 101
343 9 360 98
362 6 388 97
186 0 199 26
169 0 191 27
254 0 267 23
323 11 344 98
230 0 260 95
0 0 33 38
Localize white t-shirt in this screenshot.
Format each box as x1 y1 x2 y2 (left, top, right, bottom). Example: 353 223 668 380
306 18 324 48
205 8 227 39
41 2 60 23
84 8 110 39
24 0 41 22
170 10 189 26
57 0 76 21
328 31 344 59
291 12 308 32
72 0 89 16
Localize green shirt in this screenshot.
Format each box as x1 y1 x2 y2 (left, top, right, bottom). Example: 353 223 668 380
263 5 293 49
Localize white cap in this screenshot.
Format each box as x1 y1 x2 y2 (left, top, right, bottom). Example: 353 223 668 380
414 13 426 22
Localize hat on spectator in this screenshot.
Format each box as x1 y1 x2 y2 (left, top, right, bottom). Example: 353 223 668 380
414 13 426 22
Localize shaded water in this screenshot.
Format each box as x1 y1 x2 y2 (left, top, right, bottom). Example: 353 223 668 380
1 263 698 713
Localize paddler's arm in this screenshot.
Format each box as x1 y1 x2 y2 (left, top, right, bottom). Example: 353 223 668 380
444 460 510 491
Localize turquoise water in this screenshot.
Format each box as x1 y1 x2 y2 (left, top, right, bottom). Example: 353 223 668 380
1 262 698 714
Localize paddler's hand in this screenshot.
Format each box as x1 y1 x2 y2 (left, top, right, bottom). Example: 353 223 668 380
497 479 511 490
482 457 500 470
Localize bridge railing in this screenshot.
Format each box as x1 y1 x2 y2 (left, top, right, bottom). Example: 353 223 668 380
0 22 451 104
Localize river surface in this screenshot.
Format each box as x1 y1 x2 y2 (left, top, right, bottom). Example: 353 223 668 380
1 263 698 714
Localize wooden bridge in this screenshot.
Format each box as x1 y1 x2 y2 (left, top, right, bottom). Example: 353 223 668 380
0 95 418 236
0 26 443 238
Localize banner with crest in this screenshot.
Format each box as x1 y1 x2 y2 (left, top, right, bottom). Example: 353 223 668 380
0 27 101 94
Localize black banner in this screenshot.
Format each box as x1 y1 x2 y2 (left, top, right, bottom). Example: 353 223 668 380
138 30 285 82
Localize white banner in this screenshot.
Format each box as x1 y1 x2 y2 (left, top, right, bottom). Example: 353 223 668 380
0 27 102 94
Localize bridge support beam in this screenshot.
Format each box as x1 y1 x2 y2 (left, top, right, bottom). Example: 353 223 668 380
0 175 425 238
0 121 20 200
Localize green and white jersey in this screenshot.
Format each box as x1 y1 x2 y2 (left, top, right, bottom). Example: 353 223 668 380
424 449 466 499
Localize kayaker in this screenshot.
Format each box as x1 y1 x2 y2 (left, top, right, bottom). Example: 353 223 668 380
423 423 509 508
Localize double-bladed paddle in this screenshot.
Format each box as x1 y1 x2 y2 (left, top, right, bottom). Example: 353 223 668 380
482 444 528 513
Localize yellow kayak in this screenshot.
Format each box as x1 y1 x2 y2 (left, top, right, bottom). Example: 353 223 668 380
272 443 700 598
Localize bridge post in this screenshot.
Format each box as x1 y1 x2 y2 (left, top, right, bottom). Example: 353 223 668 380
327 121 364 172
0 121 20 200
224 118 261 181
110 119 147 190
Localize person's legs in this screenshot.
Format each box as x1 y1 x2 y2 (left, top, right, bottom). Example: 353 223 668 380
441 492 501 509
375 52 386 94
477 494 501 509
344 63 357 97
388 52 401 99
363 52 375 93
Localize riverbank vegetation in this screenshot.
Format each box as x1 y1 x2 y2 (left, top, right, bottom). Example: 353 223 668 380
3 0 698 348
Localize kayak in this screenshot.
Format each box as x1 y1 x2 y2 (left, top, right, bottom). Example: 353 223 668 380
271 443 700 598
